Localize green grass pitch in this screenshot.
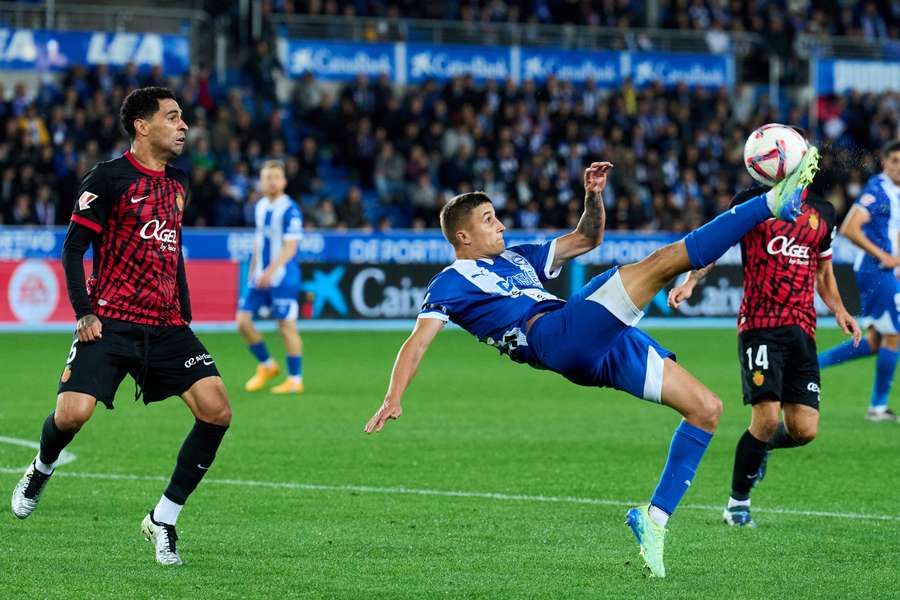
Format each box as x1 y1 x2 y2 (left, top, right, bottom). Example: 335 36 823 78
0 328 897 598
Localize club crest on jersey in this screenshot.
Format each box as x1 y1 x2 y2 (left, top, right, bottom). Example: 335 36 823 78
752 370 764 386
77 191 98 211
808 213 819 230
175 193 184 212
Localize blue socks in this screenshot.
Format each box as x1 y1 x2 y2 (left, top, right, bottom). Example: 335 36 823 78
871 347 898 409
684 193 771 268
818 338 872 368
287 355 303 378
650 421 713 516
248 341 270 363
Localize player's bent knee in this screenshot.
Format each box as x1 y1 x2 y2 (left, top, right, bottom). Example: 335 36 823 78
684 391 721 431
54 393 95 431
786 423 817 445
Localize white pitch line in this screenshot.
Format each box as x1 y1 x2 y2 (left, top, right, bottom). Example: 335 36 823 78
0 466 897 523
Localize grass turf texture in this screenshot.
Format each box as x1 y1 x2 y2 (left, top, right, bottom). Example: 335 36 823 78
0 328 897 599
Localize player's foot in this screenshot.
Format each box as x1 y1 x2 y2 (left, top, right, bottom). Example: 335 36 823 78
753 450 770 488
625 504 667 578
271 378 304 394
11 460 53 519
767 145 820 222
141 512 183 566
245 362 280 392
722 505 757 528
865 408 898 422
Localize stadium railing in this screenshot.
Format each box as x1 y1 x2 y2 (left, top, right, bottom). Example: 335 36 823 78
269 13 765 56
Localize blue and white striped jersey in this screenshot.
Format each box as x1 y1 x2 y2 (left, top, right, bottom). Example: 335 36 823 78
854 174 900 275
419 240 565 361
252 194 303 289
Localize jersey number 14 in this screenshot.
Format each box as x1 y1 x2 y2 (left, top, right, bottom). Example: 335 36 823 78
745 345 769 371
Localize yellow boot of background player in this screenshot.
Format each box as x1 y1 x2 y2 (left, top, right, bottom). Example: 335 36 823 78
271 378 304 394
245 363 280 391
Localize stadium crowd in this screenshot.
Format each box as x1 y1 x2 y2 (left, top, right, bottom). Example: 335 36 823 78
0 62 896 231
275 0 899 41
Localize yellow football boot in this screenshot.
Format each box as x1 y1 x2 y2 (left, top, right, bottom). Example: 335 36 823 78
271 378 304 394
244 363 280 392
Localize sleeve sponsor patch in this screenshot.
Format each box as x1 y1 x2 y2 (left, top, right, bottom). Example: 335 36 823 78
859 193 876 207
77 191 98 211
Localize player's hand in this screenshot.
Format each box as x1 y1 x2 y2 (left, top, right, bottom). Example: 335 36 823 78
668 282 695 309
584 161 613 196
878 254 900 270
364 397 402 434
257 270 273 289
835 309 862 347
75 314 102 343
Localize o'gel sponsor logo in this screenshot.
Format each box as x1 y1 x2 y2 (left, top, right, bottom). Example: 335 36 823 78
766 235 810 262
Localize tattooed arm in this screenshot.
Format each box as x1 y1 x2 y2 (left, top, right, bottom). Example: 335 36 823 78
551 161 613 272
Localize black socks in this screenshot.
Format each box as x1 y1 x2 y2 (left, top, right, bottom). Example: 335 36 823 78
730 429 768 501
163 419 229 504
38 412 76 466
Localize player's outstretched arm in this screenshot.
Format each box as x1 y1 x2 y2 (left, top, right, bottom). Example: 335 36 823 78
841 205 900 269
816 259 862 345
364 317 443 434
667 263 716 309
550 162 613 271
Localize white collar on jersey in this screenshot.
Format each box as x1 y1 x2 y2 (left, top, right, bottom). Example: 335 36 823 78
259 194 291 208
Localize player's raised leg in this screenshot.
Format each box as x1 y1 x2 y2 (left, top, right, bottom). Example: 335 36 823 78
142 376 231 566
818 330 874 369
619 147 819 309
236 306 280 391
626 358 720 577
271 316 304 394
11 392 96 518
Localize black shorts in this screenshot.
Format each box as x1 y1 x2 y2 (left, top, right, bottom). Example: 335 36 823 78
737 325 820 409
57 317 220 409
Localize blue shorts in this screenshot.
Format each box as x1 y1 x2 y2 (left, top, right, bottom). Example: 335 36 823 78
525 267 674 403
238 286 300 321
857 269 900 334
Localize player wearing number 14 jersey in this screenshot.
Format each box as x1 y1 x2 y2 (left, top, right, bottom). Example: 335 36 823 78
670 174 861 528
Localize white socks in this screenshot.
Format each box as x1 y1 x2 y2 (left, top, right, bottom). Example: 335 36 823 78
33 455 54 475
153 495 184 526
728 496 751 509
648 505 670 527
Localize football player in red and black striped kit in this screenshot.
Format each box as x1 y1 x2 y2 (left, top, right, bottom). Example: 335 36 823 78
10 87 231 566
669 172 861 527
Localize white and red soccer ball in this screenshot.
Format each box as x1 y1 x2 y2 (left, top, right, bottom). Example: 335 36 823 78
743 124 809 187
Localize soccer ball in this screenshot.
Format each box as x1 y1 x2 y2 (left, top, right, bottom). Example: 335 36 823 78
743 124 809 187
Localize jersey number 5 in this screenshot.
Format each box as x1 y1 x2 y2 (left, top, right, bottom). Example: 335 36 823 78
746 345 769 371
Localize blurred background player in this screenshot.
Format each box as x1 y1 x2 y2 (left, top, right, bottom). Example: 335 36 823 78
818 140 900 421
669 161 861 528
365 152 817 578
236 160 305 394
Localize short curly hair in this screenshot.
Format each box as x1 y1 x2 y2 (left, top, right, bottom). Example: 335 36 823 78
119 87 177 140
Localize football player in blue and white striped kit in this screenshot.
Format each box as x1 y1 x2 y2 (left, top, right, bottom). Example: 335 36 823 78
819 140 900 421
236 160 305 394
364 154 819 578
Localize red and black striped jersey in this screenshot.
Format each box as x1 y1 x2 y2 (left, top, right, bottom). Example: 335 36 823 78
70 151 189 326
733 187 836 339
